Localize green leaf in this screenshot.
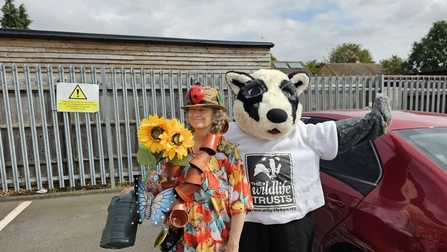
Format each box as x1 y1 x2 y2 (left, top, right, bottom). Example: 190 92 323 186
137 146 157 167
170 155 189 166
139 144 150 150
153 151 164 163
216 92 223 105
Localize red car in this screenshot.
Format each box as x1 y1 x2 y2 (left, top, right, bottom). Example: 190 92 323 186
301 110 447 252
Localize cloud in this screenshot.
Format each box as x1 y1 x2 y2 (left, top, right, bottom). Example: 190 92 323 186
13 0 447 63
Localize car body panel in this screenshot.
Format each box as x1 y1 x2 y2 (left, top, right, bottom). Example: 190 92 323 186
302 110 447 252
303 110 447 130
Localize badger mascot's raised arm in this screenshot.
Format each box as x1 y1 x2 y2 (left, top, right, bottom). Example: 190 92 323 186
224 69 391 252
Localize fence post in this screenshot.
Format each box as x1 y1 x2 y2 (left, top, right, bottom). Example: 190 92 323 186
378 74 384 94
101 66 115 188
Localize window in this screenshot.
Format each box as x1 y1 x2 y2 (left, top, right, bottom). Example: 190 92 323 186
272 62 288 68
394 128 447 171
320 142 382 195
301 116 331 125
303 116 382 196
288 62 303 69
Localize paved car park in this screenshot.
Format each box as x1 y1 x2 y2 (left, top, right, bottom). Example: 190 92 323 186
0 189 160 252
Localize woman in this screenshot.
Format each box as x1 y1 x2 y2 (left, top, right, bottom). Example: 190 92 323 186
123 84 252 252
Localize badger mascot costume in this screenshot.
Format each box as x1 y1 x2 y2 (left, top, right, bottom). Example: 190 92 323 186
224 69 391 252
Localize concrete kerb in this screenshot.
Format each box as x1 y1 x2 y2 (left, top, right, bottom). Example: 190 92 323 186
0 187 124 202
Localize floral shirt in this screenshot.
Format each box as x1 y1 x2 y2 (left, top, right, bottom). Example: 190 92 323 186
147 137 253 252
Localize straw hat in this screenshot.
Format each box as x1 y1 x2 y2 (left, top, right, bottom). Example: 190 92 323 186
181 83 227 112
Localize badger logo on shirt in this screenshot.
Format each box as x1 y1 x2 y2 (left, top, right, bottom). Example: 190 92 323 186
245 153 296 212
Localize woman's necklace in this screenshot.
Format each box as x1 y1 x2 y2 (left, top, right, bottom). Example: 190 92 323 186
190 143 202 156
189 145 197 156
191 133 206 156
190 147 196 156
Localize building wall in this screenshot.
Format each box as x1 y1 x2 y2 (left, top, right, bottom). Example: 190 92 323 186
0 37 271 73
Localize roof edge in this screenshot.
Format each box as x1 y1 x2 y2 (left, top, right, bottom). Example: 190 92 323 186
0 28 275 48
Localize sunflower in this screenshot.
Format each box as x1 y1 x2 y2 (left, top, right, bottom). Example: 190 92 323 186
160 121 194 160
137 114 171 153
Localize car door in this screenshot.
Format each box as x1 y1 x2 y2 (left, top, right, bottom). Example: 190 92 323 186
302 116 383 251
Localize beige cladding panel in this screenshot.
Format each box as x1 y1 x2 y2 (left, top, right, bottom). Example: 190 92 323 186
0 38 271 72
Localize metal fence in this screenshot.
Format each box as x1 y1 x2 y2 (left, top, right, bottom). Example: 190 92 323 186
1 63 446 192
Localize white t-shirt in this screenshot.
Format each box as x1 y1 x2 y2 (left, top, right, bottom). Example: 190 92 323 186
225 120 338 225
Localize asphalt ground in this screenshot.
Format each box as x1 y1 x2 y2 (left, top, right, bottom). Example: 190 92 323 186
0 188 161 252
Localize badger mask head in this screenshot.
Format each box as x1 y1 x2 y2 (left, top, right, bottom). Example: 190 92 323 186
225 69 309 140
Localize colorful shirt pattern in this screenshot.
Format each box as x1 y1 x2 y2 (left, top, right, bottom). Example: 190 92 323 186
147 137 253 252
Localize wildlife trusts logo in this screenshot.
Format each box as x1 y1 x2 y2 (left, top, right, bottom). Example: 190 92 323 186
245 153 296 211
254 156 281 179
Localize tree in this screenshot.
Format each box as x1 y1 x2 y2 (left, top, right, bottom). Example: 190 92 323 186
328 43 374 63
404 20 447 73
305 60 325 75
380 55 405 74
17 4 31 28
270 54 277 61
0 0 32 29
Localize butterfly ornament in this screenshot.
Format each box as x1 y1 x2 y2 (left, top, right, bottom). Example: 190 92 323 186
133 176 176 233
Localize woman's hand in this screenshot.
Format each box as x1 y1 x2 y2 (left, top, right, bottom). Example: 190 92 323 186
119 186 134 197
225 242 239 252
226 211 246 252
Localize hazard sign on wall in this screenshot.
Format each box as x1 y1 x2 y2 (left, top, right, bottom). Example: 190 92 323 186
69 85 88 100
57 83 99 112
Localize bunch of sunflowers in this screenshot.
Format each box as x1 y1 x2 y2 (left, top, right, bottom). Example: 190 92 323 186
137 114 194 173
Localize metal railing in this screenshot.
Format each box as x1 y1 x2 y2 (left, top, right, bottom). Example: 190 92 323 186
1 63 446 192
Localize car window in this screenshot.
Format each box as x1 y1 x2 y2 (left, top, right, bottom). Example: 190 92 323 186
303 116 382 196
394 128 447 172
320 142 381 195
301 116 330 125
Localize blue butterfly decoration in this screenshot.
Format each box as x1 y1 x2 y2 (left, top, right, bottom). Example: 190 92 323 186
133 176 176 231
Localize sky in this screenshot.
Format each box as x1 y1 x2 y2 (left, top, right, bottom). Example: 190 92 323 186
10 0 447 63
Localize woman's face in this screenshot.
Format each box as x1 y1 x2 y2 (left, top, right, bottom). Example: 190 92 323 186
187 107 214 132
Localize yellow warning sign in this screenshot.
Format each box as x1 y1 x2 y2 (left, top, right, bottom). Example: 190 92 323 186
57 100 98 112
57 83 99 113
69 85 87 100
